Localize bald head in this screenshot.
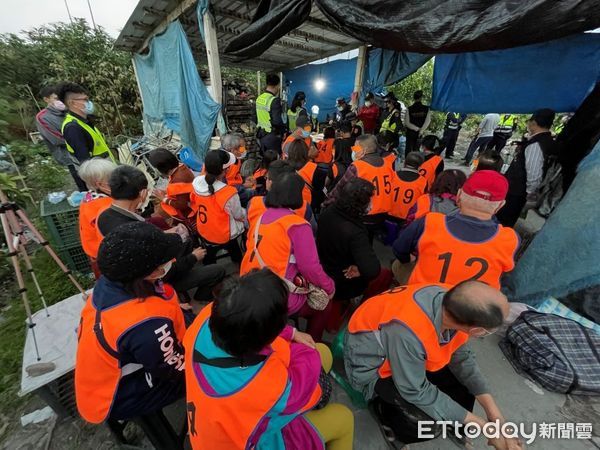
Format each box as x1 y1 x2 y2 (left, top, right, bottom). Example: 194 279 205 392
443 281 508 329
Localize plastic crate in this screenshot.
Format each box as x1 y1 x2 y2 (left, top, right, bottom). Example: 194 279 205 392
40 199 81 248
56 242 91 275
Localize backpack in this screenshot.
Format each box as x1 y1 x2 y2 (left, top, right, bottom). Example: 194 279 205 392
499 311 600 395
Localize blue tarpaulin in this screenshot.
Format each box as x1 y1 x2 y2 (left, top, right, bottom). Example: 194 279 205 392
432 34 600 114
284 48 430 121
506 140 600 306
365 48 431 94
133 21 220 160
284 57 357 122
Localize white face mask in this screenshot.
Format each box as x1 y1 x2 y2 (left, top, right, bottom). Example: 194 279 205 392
337 106 344 111
364 101 372 107
52 100 66 111
147 260 173 280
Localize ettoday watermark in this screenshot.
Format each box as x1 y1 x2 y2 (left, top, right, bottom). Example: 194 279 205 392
418 420 593 444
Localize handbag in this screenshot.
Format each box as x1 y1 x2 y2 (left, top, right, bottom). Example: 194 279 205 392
253 214 330 311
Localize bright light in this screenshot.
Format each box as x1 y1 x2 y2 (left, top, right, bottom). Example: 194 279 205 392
314 78 325 92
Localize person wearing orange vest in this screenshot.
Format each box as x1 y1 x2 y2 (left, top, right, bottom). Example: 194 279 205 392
77 158 117 278
344 281 518 449
405 169 467 226
75 222 188 424
324 134 395 240
184 269 354 449
283 115 316 158
147 148 195 222
287 138 330 213
96 165 226 305
314 126 335 164
190 150 246 264
247 160 315 230
389 151 428 222
220 133 247 186
392 170 519 288
418 134 445 189
240 170 335 340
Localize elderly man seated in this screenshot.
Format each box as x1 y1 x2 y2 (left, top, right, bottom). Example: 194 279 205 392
392 170 519 288
344 281 521 449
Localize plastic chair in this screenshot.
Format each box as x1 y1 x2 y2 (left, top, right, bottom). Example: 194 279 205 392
329 326 367 408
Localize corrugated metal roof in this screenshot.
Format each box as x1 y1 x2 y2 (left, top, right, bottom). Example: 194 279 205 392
115 0 362 72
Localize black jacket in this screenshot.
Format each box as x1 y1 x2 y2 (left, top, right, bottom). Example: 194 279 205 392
316 205 381 300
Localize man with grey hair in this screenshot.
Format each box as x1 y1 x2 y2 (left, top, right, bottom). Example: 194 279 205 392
392 170 519 289
323 134 391 214
345 281 521 449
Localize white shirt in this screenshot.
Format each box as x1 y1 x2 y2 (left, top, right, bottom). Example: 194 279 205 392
478 113 500 138
524 135 546 194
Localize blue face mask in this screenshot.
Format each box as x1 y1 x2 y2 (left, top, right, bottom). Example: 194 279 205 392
351 151 358 161
301 130 311 138
84 100 95 115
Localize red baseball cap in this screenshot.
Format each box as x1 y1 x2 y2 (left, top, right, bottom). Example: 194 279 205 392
462 170 508 201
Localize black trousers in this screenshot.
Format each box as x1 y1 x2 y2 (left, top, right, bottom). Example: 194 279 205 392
203 238 243 265
405 129 420 156
496 193 527 227
441 128 459 157
489 132 512 153
170 262 226 302
258 132 282 155
374 366 475 444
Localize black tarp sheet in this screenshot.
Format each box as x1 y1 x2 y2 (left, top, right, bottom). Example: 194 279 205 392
224 0 600 59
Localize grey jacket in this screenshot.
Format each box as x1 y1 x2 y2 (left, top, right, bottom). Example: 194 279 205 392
344 284 490 422
35 106 78 166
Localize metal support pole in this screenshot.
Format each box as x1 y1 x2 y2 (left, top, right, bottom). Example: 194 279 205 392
257 71 261 94
352 45 368 109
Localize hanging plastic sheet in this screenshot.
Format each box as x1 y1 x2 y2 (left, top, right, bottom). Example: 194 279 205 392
505 140 600 306
133 21 220 160
431 34 600 114
223 0 600 59
284 57 357 122
224 0 311 60
365 48 431 94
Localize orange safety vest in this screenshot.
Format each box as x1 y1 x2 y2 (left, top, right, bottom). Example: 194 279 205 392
253 167 267 180
413 194 433 220
283 134 313 158
409 213 519 289
297 161 317 204
241 211 307 277
348 284 469 376
190 186 238 244
184 304 321 449
314 139 334 164
419 154 443 188
247 196 308 228
353 159 394 215
75 284 185 423
226 159 243 186
389 174 428 220
79 196 112 259
331 162 340 180
162 181 194 219
382 152 397 171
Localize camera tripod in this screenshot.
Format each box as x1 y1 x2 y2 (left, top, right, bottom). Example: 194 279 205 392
0 189 87 361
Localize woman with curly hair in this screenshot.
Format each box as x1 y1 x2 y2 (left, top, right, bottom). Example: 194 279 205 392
317 178 393 331
405 169 467 226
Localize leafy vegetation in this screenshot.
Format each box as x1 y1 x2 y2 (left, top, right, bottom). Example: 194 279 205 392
0 19 142 144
